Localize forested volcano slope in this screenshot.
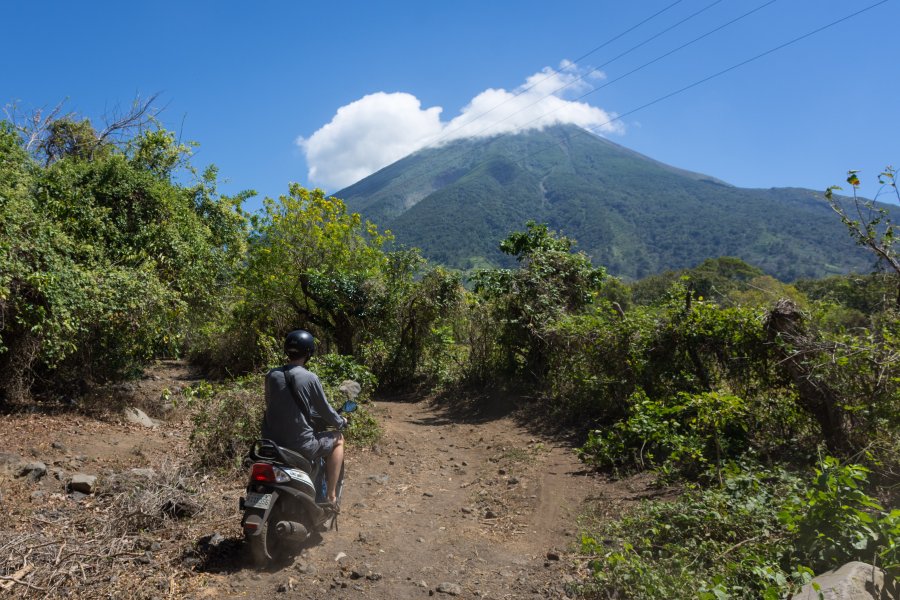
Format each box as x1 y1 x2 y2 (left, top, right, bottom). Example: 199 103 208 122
337 124 877 280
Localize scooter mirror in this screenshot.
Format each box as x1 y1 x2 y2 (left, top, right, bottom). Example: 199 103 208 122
341 400 358 414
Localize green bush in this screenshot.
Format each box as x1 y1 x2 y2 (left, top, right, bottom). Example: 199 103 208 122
188 363 382 472
779 456 900 573
307 353 377 401
187 377 262 471
581 465 807 599
580 457 899 599
579 389 749 478
0 119 247 404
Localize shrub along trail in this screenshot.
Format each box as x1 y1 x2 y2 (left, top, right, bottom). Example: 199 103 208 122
0 370 654 598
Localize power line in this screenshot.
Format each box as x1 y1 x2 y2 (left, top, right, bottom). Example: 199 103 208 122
355 0 778 193
586 2 889 139
418 1 685 149
343 0 888 220
460 0 763 142
515 0 889 168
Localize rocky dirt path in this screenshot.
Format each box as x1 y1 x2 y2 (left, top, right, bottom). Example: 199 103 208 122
211 397 604 599
1 364 655 598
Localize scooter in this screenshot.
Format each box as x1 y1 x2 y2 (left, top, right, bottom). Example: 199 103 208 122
240 400 357 566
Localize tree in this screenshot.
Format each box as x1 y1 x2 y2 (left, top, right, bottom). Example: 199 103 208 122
244 186 392 355
4 95 160 164
472 221 605 379
0 113 248 404
825 167 900 304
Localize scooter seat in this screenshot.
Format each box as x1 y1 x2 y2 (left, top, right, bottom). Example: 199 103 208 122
252 439 314 473
277 446 313 473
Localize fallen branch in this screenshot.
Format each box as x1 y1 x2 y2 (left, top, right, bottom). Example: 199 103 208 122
0 564 46 592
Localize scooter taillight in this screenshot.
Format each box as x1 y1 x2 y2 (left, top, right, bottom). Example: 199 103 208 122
250 463 290 483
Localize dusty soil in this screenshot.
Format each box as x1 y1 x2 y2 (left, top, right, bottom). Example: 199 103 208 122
0 363 659 599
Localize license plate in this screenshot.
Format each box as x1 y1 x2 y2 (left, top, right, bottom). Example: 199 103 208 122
244 492 272 510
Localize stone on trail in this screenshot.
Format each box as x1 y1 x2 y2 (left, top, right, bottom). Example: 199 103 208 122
19 461 48 480
123 406 158 428
795 561 897 599
0 452 26 474
68 473 97 494
338 380 361 401
436 582 462 595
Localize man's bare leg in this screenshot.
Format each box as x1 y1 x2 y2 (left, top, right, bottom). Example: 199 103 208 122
325 434 344 504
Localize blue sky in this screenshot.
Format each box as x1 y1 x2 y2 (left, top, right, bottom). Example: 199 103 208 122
3 0 898 211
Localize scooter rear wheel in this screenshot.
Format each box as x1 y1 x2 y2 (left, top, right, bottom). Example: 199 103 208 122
247 503 290 568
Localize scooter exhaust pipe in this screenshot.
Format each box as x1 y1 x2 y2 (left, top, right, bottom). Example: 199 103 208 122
275 520 309 541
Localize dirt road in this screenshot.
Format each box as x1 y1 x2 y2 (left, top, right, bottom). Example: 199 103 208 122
198 397 601 599
1 368 651 598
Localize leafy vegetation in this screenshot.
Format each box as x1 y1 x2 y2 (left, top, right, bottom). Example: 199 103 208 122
581 459 899 599
0 114 247 405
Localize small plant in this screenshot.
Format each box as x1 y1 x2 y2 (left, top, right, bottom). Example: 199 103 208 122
307 353 377 402
188 377 263 471
579 457 899 599
779 455 899 572
579 465 807 599
578 389 749 478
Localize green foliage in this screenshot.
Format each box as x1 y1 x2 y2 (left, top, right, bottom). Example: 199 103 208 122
779 456 899 572
796 272 898 328
307 353 377 402
239 185 392 357
342 407 382 448
552 284 777 430
579 390 749 477
581 458 899 599
630 257 766 306
470 221 605 379
825 167 900 298
187 377 262 471
581 465 808 599
362 260 465 389
0 117 247 403
196 186 465 388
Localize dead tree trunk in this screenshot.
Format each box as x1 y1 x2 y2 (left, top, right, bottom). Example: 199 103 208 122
764 298 853 453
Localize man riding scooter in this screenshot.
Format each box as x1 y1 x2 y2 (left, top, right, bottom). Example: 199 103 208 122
261 329 347 511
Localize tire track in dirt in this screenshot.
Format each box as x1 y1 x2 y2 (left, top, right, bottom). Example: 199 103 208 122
3 365 657 598
218 397 603 599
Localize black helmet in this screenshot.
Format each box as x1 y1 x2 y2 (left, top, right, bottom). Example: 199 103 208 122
284 329 315 358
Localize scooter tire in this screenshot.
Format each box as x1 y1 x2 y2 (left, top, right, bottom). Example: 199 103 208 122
247 520 272 568
246 505 289 568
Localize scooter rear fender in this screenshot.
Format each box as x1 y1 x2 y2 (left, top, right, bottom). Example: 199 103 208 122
242 489 280 538
242 485 324 537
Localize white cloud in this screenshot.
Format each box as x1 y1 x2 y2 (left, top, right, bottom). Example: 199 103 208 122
298 62 622 190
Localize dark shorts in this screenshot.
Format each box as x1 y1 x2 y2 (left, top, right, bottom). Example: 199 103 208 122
307 431 341 459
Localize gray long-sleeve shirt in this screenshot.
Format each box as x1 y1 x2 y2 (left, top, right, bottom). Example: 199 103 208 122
261 365 346 457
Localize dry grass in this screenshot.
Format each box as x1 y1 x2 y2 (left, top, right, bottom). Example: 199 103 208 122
0 461 242 599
